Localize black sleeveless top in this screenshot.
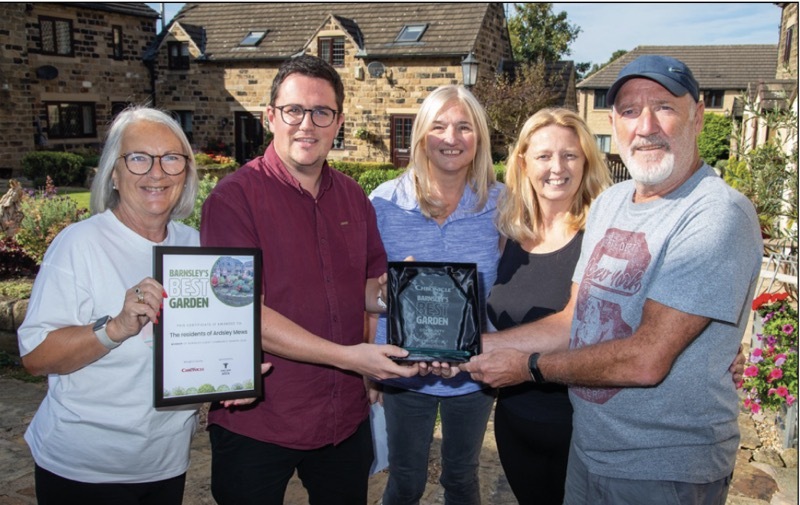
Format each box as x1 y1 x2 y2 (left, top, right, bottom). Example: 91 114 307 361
486 232 583 422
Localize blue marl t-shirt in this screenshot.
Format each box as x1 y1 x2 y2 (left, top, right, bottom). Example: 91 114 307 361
369 170 503 396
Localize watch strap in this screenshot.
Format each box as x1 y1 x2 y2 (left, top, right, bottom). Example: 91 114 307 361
94 317 120 350
528 352 545 383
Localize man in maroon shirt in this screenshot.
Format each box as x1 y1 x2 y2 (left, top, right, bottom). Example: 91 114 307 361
200 55 419 505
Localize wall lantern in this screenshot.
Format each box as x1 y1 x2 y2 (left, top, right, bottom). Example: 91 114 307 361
461 52 478 88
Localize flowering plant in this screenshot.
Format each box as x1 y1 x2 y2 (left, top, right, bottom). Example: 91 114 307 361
742 292 798 413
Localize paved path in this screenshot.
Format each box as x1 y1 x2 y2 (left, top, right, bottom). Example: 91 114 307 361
0 375 796 505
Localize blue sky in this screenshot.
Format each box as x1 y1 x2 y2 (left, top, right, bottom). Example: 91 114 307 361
148 2 783 66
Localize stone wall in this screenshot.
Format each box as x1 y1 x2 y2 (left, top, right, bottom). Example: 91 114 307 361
0 4 156 179
154 3 512 166
0 298 27 355
776 3 798 80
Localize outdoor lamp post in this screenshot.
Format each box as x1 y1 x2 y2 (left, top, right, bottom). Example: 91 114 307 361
461 52 478 88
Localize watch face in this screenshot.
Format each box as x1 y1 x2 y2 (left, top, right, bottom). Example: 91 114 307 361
93 315 110 331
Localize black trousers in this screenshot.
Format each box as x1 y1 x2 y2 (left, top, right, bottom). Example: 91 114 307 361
34 464 185 505
494 400 572 505
209 419 373 505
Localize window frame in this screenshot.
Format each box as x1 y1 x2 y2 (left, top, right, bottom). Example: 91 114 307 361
703 90 725 109
783 25 794 65
318 36 345 67
240 30 267 47
112 25 124 60
46 102 97 139
395 24 427 43
593 89 609 109
167 41 190 70
170 110 194 144
39 16 74 56
595 134 611 154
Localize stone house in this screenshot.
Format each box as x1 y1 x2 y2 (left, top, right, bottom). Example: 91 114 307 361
739 2 797 153
0 3 159 180
146 2 513 167
576 44 779 156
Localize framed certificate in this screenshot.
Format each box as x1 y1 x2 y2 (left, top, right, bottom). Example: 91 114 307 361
386 261 481 362
153 246 262 407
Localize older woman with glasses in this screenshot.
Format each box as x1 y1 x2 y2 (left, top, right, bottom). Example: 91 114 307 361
18 106 264 504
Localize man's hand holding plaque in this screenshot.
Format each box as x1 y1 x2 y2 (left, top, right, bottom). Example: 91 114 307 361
386 261 481 363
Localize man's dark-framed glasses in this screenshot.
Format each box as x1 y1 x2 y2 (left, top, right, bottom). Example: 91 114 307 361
274 104 339 128
119 152 189 176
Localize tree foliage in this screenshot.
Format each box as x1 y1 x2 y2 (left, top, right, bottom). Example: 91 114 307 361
581 49 628 80
508 3 581 63
472 60 560 155
697 113 732 168
725 94 798 238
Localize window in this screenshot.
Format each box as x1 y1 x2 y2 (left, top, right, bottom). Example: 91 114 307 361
240 31 267 47
112 25 123 59
595 135 611 154
332 127 344 150
396 24 427 43
784 25 794 65
318 37 345 66
171 110 193 143
703 90 725 109
39 16 73 56
593 89 609 109
168 41 190 70
46 102 96 139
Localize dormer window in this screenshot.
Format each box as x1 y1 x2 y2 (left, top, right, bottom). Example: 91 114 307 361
240 31 267 47
395 24 427 43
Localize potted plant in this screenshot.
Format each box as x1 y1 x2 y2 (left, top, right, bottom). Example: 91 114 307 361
353 127 371 141
743 291 798 448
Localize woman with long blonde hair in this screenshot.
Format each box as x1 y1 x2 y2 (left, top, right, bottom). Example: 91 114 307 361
488 108 611 505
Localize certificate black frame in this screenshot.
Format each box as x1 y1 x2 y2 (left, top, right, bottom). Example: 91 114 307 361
153 246 262 407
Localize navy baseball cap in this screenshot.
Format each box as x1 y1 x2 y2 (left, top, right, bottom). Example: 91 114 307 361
606 55 700 106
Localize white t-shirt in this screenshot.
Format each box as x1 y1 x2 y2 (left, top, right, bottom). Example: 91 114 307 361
18 210 200 483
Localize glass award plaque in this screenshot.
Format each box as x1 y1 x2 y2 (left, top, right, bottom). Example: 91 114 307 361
386 261 481 362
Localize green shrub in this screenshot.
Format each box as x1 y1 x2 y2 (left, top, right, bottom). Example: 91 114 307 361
16 177 88 264
358 169 403 195
180 173 219 230
698 113 732 168
0 235 38 279
330 161 396 181
493 163 506 184
21 151 88 188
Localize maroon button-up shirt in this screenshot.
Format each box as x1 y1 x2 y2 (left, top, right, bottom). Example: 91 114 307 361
201 144 387 449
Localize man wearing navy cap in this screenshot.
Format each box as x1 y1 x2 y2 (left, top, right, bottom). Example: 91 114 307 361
463 55 762 504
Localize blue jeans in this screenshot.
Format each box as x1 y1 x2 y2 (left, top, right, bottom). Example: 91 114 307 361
382 386 496 505
564 442 732 505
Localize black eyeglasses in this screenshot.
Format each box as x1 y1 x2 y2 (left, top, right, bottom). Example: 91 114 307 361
273 104 339 128
119 152 189 176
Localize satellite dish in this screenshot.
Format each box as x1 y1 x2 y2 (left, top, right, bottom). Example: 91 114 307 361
36 65 59 80
367 61 385 78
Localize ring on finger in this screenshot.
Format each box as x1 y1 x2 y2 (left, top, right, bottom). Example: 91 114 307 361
135 287 145 303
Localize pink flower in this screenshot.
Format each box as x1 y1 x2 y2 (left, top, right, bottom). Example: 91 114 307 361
775 354 787 366
767 368 784 382
769 388 778 396
750 348 764 363
751 402 761 414
788 395 796 406
776 386 789 397
783 324 794 335
744 365 760 377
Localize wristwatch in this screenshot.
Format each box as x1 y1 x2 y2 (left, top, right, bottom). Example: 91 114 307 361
93 315 120 350
528 353 545 383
